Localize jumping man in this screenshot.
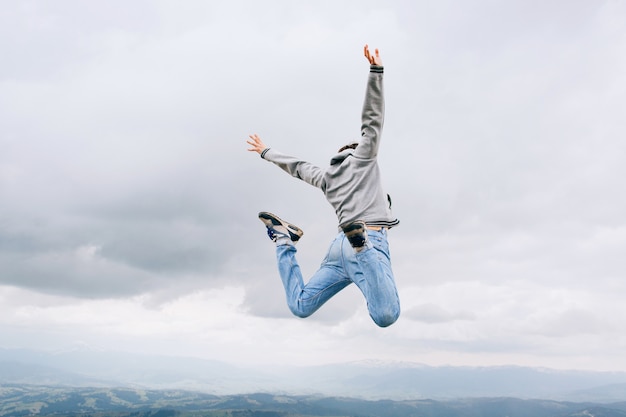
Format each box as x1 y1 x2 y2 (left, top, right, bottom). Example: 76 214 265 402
246 45 400 327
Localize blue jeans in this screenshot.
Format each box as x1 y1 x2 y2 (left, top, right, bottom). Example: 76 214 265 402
275 229 400 327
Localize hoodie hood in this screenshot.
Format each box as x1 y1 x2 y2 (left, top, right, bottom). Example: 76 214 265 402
331 140 359 165
330 148 355 165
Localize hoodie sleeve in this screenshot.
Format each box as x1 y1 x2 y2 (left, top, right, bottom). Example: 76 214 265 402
261 148 325 189
354 65 384 160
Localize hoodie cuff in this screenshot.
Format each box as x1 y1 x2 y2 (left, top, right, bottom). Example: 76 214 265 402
260 148 270 159
370 65 384 73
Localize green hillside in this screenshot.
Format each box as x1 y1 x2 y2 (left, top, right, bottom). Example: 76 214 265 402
3 385 626 417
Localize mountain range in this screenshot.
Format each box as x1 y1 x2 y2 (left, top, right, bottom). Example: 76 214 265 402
2 347 626 402
3 387 626 417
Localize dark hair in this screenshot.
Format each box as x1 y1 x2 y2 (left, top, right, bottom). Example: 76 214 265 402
338 143 358 153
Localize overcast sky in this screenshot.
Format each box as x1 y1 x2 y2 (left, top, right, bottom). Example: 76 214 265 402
1 0 625 372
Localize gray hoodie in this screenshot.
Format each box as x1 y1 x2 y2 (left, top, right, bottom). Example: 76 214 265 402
261 65 399 230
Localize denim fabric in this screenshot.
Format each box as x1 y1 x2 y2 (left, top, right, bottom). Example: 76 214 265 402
275 229 400 327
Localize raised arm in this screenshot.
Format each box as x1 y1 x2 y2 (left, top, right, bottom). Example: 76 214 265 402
247 133 267 154
246 133 325 189
354 45 385 159
364 44 383 66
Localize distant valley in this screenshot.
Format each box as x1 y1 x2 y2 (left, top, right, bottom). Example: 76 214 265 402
3 346 626 413
3 347 626 403
3 386 626 417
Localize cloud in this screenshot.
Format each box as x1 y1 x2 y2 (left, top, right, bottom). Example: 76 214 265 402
1 0 626 371
533 308 614 338
404 303 476 324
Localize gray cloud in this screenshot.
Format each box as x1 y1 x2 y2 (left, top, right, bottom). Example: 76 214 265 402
533 308 615 338
1 0 626 369
404 303 476 324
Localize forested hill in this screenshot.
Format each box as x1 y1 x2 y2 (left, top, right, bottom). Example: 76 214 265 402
3 385 626 417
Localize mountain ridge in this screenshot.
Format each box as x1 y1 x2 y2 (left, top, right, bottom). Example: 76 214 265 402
3 385 626 417
2 347 626 402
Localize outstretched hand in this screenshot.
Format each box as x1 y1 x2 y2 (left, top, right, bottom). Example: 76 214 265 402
247 133 267 154
364 44 382 66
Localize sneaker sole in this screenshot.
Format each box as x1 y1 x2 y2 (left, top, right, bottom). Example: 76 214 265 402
258 212 304 242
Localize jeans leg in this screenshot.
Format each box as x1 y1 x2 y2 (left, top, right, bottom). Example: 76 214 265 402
275 236 352 318
347 229 400 327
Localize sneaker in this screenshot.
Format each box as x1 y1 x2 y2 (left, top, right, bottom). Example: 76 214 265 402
258 212 304 243
342 221 368 250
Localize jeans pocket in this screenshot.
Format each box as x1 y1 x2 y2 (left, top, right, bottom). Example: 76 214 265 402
367 231 389 252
